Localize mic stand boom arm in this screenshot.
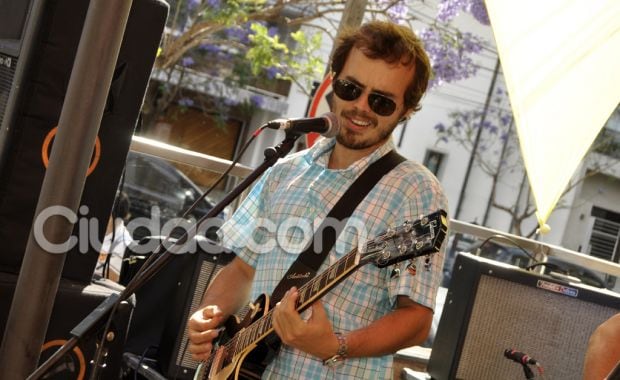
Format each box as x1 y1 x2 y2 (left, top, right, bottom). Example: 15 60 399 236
28 131 304 379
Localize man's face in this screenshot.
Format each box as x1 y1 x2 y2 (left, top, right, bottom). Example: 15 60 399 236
331 47 414 151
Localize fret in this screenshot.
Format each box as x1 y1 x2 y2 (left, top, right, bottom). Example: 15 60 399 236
317 271 328 290
253 318 263 340
228 335 239 359
345 251 356 270
243 327 253 350
237 330 247 354
311 276 321 293
303 279 315 300
251 324 259 343
299 285 309 303
259 314 269 336
326 265 337 281
247 323 257 346
264 313 273 334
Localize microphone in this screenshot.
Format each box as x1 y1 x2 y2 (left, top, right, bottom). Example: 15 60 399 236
504 349 538 365
264 112 340 138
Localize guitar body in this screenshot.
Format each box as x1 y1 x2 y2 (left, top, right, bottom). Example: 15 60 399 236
194 294 274 380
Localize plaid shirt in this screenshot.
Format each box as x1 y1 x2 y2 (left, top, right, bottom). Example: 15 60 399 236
219 137 448 379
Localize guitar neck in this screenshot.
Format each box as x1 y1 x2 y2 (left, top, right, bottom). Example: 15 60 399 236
224 250 361 360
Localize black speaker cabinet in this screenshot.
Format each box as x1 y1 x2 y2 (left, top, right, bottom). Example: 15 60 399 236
161 241 235 379
0 0 168 284
428 252 620 380
120 236 234 379
0 272 134 379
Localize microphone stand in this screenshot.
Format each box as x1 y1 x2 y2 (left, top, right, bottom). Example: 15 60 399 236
28 130 304 379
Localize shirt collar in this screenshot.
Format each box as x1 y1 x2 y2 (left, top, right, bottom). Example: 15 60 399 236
304 137 397 178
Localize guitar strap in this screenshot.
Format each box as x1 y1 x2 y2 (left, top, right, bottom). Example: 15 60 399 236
270 149 406 303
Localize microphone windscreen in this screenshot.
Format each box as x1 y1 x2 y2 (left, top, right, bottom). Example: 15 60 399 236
321 112 340 138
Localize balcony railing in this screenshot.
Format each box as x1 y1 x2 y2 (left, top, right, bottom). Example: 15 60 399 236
129 136 620 281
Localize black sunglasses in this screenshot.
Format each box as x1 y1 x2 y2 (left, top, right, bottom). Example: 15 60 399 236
332 78 397 117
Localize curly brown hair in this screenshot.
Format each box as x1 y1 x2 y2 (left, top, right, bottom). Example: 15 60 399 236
330 21 432 113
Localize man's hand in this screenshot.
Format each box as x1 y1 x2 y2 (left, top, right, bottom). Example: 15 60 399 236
272 287 340 360
187 305 225 361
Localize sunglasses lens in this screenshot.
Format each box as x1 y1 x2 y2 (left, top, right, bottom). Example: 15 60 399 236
333 79 397 117
333 79 362 101
368 94 396 116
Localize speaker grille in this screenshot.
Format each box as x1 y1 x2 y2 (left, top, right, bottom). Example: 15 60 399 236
456 275 618 379
175 257 220 370
0 52 16 127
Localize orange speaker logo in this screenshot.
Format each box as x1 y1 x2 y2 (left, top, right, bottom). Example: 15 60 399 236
40 339 86 380
42 127 101 176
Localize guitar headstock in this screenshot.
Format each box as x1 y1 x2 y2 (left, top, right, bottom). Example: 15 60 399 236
361 210 448 268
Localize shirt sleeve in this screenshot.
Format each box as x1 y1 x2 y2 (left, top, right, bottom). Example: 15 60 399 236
387 171 449 312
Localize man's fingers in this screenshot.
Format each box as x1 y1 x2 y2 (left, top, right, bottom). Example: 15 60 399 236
188 328 221 360
189 341 213 361
202 305 223 319
187 305 225 361
279 287 298 311
188 328 220 345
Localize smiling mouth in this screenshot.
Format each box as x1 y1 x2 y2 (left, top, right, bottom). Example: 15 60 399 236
350 118 371 127
344 115 374 132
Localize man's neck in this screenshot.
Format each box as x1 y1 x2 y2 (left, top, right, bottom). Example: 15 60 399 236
327 139 388 170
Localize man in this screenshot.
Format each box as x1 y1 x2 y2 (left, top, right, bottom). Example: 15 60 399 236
583 313 620 380
188 20 448 378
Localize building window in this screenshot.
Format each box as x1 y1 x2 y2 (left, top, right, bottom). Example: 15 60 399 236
423 150 445 176
589 206 620 262
588 206 620 288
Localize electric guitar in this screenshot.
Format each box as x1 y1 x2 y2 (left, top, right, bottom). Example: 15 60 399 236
194 209 448 380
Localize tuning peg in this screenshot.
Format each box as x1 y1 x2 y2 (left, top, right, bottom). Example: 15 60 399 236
424 256 432 271
391 267 400 278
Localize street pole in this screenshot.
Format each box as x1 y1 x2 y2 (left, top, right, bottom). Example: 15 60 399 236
337 0 368 35
482 116 514 225
454 57 501 221
325 0 368 75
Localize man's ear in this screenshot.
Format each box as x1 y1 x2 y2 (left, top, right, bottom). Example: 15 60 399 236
398 109 414 124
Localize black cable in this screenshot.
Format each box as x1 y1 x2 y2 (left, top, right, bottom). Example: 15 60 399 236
477 234 540 264
525 261 569 275
134 345 156 380
126 124 262 290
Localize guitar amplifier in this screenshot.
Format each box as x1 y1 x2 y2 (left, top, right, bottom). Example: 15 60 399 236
428 252 620 380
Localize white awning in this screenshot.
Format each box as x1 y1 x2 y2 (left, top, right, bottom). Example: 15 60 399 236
485 0 620 231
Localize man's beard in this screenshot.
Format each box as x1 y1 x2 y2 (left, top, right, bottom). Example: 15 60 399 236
336 119 399 150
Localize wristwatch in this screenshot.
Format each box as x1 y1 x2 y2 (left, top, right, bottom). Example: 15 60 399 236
323 332 348 368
